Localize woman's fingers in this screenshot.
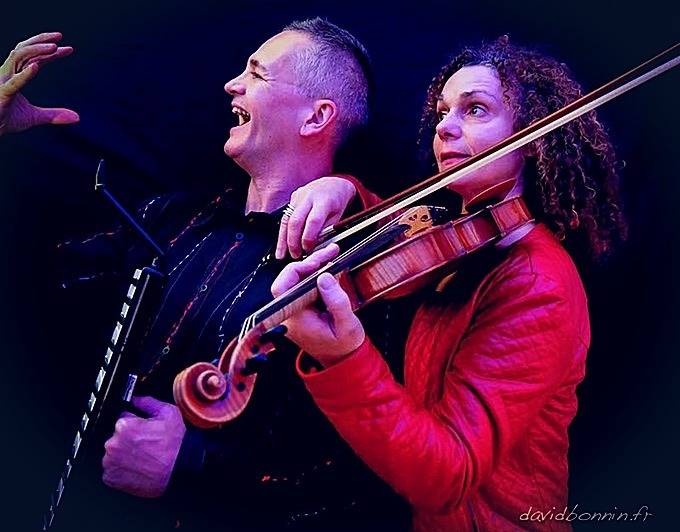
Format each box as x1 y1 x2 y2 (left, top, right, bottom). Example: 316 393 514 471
271 244 339 297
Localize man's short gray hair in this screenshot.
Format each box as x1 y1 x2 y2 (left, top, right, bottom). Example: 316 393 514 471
283 17 372 143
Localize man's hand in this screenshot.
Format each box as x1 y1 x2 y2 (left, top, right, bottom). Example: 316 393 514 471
102 396 186 498
271 244 365 366
275 176 356 260
0 32 79 136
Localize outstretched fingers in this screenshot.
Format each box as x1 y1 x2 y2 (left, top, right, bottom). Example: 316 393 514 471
1 62 40 97
22 46 73 70
2 32 72 84
11 42 57 70
16 32 64 48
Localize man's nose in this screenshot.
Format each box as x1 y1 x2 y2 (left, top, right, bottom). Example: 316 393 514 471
224 74 245 95
436 114 462 141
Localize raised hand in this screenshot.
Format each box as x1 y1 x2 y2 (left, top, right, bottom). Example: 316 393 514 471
0 32 79 136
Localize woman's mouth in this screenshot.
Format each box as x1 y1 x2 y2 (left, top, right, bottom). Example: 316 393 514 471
439 152 470 168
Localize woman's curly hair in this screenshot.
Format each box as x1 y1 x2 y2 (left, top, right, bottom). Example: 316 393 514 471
418 36 627 262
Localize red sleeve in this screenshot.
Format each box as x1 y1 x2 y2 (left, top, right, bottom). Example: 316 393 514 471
297 268 587 512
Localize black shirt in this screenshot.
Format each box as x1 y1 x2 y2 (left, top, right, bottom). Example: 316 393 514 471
56 186 409 532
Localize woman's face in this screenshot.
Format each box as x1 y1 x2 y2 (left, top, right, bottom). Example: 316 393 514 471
433 65 525 204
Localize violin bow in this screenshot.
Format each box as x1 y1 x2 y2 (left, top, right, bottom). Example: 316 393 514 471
318 42 679 246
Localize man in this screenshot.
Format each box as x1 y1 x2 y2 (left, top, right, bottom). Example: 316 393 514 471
2 19 406 532
99 19 381 520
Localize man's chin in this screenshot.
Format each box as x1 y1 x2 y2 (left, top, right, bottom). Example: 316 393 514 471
225 142 252 172
224 139 240 159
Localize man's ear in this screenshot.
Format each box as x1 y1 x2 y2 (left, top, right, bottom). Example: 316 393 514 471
300 99 338 138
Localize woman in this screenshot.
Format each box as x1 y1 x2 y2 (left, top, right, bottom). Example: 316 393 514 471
272 36 627 531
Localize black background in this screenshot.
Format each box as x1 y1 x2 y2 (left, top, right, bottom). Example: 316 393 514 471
1 0 678 530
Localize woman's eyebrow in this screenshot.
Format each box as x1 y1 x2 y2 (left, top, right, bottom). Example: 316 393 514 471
460 89 497 100
437 89 498 103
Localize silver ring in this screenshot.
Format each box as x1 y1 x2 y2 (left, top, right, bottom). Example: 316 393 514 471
282 205 295 220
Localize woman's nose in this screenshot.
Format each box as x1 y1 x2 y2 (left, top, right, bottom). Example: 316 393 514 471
436 114 462 141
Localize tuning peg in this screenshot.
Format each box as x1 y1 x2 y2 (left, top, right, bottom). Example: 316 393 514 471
259 324 288 343
240 353 270 376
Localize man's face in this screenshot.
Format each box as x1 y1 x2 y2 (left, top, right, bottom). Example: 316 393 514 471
433 65 525 204
224 31 313 169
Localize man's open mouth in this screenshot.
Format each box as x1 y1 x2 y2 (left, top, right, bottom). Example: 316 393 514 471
232 105 251 126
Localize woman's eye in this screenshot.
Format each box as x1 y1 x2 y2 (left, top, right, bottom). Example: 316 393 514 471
249 71 263 80
437 110 448 121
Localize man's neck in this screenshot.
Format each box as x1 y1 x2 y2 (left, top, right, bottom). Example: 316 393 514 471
244 156 333 214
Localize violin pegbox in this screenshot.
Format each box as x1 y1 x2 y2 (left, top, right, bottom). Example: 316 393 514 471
173 321 283 428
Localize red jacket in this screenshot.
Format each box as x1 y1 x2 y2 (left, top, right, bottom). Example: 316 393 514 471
297 224 589 531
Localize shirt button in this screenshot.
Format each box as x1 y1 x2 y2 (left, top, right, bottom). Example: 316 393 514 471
162 346 170 355
200 284 208 292
235 232 244 240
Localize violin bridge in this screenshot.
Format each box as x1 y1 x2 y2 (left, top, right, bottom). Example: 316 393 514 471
400 206 449 238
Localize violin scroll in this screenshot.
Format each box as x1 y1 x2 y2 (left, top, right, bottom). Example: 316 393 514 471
173 324 276 428
173 361 229 429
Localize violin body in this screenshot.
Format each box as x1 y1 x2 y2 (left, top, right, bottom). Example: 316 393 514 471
351 194 532 303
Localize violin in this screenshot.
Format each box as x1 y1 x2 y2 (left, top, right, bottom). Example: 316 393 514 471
173 42 679 429
173 194 532 428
